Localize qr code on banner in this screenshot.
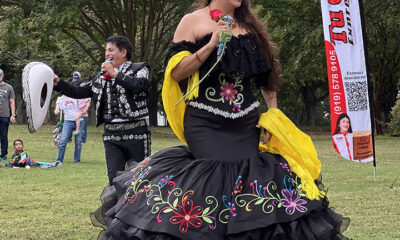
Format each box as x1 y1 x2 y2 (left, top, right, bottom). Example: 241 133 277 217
344 81 369 112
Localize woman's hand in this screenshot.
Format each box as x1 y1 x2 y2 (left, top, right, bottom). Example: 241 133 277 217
256 125 272 144
208 20 228 49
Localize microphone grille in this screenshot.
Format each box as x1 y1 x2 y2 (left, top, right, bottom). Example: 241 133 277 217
223 15 234 25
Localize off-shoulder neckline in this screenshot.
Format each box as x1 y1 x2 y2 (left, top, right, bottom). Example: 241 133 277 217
173 32 252 45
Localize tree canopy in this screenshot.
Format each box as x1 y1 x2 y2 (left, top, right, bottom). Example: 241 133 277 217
1 0 399 132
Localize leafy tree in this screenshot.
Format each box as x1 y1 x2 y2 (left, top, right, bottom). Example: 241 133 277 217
257 0 400 132
1 0 192 125
256 0 329 126
3 0 398 132
0 0 68 123
363 0 400 134
43 0 192 125
388 93 400 136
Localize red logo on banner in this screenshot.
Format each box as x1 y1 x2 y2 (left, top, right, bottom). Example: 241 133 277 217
329 11 348 44
325 41 347 135
327 0 354 45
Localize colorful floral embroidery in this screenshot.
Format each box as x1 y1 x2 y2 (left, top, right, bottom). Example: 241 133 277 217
122 160 308 234
123 162 152 205
233 164 307 216
122 160 218 233
281 189 307 215
233 176 243 195
234 177 307 215
218 176 243 223
155 191 218 233
130 157 151 173
158 175 174 188
220 82 238 101
280 163 292 174
205 73 244 112
170 198 204 233
218 195 236 224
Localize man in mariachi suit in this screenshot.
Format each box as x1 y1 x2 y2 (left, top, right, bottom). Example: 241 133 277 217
53 36 151 185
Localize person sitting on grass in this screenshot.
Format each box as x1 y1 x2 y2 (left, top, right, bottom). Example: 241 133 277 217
7 139 37 169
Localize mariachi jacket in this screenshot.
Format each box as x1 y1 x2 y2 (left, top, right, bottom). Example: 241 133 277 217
54 61 150 127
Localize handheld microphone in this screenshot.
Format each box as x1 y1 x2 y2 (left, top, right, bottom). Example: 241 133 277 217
217 15 234 56
100 59 112 75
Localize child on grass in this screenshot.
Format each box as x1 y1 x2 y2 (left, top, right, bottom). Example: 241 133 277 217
8 139 37 168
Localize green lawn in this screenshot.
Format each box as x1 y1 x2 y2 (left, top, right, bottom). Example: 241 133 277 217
0 125 399 240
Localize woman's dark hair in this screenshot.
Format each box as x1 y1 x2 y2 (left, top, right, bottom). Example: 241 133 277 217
13 139 23 146
106 36 133 61
192 0 281 91
333 113 353 135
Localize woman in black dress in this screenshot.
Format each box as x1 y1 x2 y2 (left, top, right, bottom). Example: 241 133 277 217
91 0 350 239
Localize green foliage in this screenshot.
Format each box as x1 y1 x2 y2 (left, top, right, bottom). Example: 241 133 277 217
254 0 400 129
1 0 193 125
388 95 400 136
39 0 193 68
1 0 399 129
254 0 329 126
0 1 101 123
363 0 400 128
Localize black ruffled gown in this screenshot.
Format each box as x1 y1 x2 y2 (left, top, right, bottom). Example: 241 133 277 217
91 34 350 240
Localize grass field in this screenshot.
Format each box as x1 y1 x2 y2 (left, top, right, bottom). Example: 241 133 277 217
0 124 399 240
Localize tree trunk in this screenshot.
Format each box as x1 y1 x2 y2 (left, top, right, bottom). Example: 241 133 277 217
301 86 316 126
16 92 26 124
373 102 383 135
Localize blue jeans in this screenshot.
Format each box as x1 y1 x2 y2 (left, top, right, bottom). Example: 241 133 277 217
56 120 83 163
81 117 88 143
0 117 10 158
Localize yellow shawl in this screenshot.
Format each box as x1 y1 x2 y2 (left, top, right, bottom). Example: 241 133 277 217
258 109 325 200
162 51 325 200
162 51 199 145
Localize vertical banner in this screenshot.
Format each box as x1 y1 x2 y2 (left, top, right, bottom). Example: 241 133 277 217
320 0 374 162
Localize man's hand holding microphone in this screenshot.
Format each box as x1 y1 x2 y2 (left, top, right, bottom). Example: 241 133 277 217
53 59 115 86
101 59 115 80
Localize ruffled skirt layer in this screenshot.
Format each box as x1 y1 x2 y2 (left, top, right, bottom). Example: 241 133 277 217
91 146 349 240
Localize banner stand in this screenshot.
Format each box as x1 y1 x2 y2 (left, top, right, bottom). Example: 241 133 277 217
320 0 376 172
358 0 377 180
